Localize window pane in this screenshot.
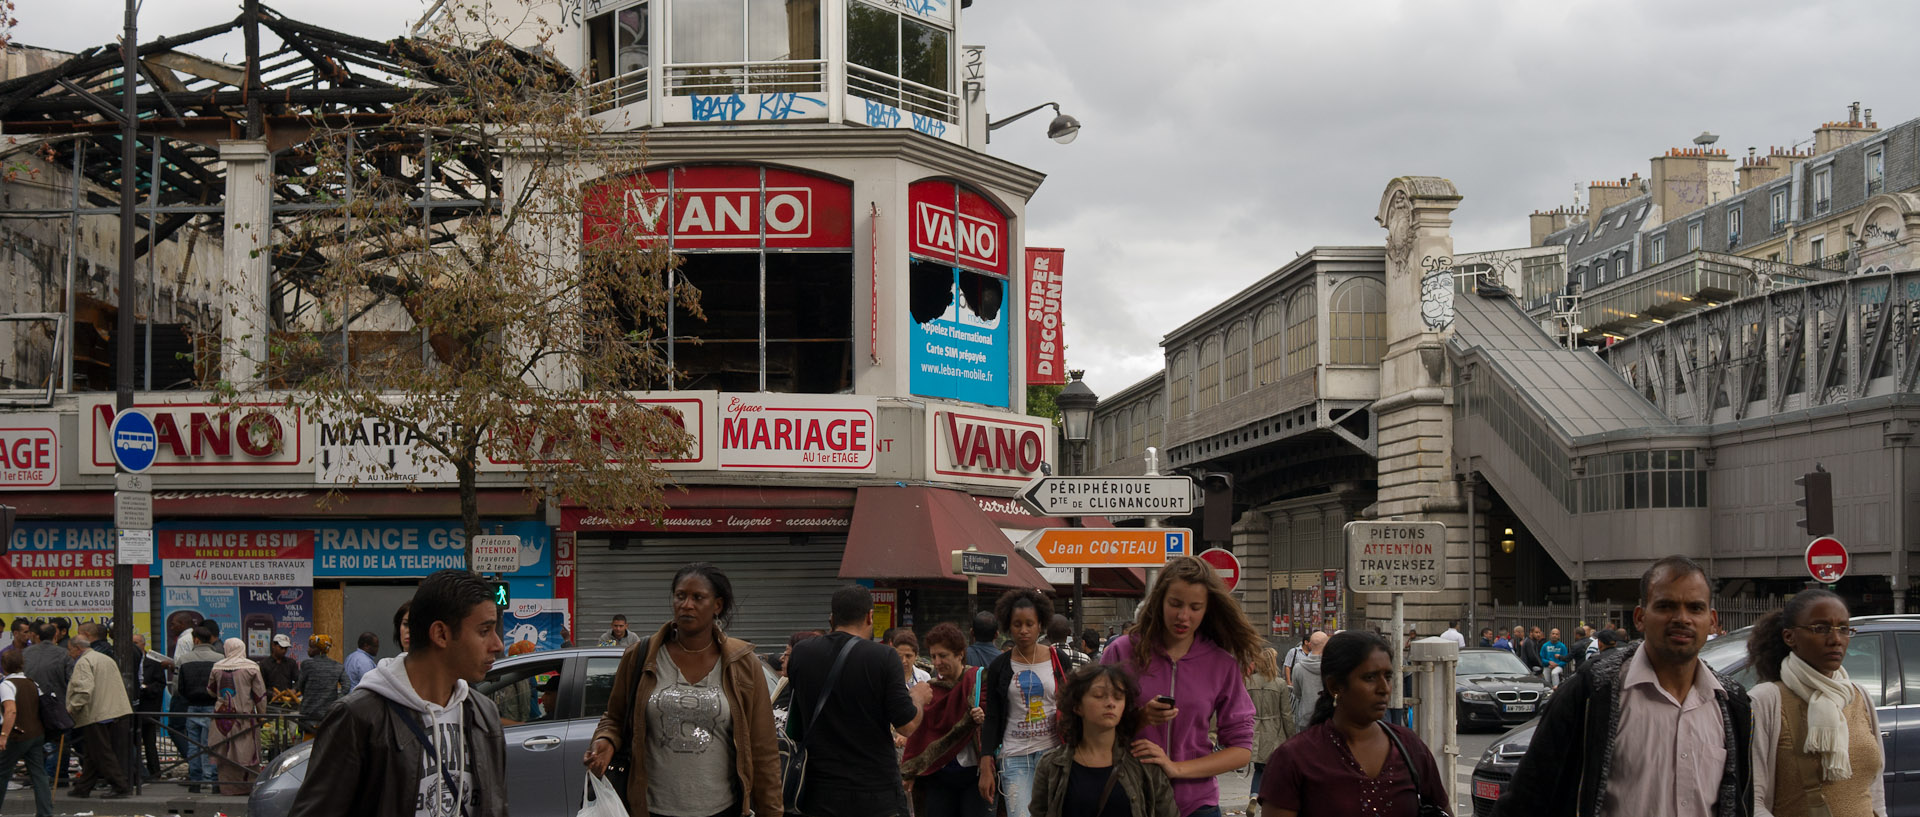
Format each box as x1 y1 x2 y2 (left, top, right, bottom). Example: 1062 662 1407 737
676 253 763 392
1667 471 1684 507
846 3 897 74
479 659 565 724
583 657 622 720
1843 634 1885 706
899 16 950 91
1898 633 1920 705
672 0 745 63
750 0 818 61
1652 472 1668 508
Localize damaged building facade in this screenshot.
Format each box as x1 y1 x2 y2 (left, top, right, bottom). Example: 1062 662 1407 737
0 0 1140 658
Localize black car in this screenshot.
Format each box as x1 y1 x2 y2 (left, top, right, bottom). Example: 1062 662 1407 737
1469 615 1920 817
1454 647 1552 732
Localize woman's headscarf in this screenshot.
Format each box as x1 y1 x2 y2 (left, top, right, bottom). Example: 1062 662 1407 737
212 637 255 672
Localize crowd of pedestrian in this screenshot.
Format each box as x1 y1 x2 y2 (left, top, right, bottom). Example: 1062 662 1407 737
102 547 1878 817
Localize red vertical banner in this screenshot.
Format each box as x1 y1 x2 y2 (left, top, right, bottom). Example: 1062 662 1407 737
554 531 576 642
1024 248 1067 385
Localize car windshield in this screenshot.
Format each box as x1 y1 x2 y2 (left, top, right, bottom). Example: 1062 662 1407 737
1698 626 1752 674
1457 651 1532 676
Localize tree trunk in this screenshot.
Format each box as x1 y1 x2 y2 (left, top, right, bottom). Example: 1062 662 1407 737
459 457 480 572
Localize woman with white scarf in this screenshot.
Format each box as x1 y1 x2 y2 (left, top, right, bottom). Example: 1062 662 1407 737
1747 589 1886 817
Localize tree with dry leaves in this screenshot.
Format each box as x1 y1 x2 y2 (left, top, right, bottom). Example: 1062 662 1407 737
241 4 695 564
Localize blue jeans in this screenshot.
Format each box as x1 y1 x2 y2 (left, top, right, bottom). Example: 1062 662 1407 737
185 704 215 782
1250 761 1266 799
0 736 51 817
998 752 1043 817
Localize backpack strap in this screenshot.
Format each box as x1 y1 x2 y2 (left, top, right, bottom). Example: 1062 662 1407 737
795 637 860 751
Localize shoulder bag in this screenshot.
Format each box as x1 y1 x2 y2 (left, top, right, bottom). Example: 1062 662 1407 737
1380 722 1449 817
784 636 861 811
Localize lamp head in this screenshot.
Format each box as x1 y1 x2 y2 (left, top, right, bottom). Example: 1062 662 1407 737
1055 370 1098 443
1047 111 1081 145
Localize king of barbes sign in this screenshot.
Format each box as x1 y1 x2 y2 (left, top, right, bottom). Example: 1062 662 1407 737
1344 521 1447 594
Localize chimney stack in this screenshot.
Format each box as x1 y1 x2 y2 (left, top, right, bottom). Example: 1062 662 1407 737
1814 103 1879 155
1738 145 1808 190
1588 177 1636 223
1529 206 1581 246
1648 146 1735 226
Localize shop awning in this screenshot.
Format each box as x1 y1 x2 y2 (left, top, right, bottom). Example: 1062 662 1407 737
842 485 1052 590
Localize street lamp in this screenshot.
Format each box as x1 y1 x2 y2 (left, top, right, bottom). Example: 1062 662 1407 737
1500 527 1516 555
987 102 1082 145
1056 370 1098 474
1054 370 1099 635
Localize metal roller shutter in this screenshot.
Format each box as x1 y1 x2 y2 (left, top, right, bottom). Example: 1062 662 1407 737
575 535 846 652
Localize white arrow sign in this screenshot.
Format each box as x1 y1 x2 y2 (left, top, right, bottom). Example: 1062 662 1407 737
1019 475 1194 517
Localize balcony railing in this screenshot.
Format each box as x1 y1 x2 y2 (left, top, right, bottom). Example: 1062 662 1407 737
1809 248 1851 272
846 64 959 123
586 67 649 114
1813 196 1831 215
665 59 825 98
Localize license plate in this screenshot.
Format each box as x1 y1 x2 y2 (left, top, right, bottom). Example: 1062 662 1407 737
1505 703 1535 713
1474 780 1501 799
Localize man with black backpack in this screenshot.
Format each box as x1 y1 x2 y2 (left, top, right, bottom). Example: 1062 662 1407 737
175 622 223 792
785 585 930 817
21 624 70 786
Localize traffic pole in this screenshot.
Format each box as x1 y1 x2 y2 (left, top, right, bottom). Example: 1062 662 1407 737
114 0 141 789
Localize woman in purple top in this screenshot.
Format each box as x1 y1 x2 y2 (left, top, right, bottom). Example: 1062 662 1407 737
1100 556 1263 817
1259 631 1450 817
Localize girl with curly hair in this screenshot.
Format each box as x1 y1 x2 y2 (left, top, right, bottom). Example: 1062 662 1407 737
978 588 1069 817
1100 556 1263 817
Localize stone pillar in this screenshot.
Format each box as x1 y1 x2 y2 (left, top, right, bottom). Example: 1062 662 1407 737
1368 177 1472 635
220 140 272 387
1232 510 1272 641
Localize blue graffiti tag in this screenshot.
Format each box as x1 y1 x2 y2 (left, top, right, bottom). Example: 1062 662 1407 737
691 94 748 121
910 114 948 138
890 0 946 15
864 99 903 129
758 93 825 120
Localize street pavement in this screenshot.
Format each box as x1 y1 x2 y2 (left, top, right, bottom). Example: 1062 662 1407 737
0 786 247 816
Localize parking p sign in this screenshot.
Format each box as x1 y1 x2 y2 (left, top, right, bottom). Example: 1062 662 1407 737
109 409 158 473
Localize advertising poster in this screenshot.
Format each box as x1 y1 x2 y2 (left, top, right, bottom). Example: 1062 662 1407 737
909 264 1009 406
2 522 150 636
502 598 568 652
160 529 314 659
870 588 897 639
1023 248 1067 386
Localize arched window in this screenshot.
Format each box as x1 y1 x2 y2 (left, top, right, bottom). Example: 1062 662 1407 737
1195 337 1222 411
1129 404 1146 453
1147 394 1164 450
1168 351 1192 417
1285 288 1318 376
1328 278 1386 364
1254 304 1284 385
1224 322 1251 397
1099 416 1117 465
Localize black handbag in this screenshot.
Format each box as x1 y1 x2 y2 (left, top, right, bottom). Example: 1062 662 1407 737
784 636 860 812
604 636 649 805
1381 721 1450 817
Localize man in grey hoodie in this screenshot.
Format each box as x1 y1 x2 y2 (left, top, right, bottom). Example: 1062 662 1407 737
1288 630 1328 733
291 570 507 817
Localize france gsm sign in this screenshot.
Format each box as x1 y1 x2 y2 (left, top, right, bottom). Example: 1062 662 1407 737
583 165 852 250
908 179 1009 276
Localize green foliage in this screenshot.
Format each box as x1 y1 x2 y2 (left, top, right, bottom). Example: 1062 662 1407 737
1027 384 1063 421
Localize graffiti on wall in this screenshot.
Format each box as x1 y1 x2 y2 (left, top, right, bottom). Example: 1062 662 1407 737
1419 255 1457 331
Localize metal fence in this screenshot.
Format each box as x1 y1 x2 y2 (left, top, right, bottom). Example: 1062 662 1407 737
1480 594 1785 642
67 707 308 795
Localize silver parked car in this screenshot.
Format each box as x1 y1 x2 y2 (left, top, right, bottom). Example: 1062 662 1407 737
250 645 779 817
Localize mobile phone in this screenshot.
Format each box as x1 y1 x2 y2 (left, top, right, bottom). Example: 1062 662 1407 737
1153 695 1176 707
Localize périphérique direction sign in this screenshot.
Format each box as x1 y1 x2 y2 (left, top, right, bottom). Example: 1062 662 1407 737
1344 521 1447 594
1019 475 1194 518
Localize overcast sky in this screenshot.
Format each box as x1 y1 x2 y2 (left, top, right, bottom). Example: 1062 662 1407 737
18 1 1920 398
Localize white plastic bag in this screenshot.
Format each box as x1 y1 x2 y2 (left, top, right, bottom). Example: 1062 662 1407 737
578 772 629 817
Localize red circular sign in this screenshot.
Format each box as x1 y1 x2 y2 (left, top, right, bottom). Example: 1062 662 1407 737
1805 536 1848 583
1198 548 1243 593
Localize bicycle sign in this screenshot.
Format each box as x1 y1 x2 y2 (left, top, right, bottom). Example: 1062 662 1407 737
108 409 158 473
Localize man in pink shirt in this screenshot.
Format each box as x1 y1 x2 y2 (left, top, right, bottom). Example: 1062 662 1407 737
1493 555 1753 817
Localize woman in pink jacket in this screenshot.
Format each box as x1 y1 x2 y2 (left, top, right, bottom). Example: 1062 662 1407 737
1101 556 1263 817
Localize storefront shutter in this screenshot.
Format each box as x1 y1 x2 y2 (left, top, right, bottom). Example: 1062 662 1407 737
575 535 847 652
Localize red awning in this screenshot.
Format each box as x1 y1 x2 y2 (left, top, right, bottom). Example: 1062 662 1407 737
842 485 1051 590
0 488 538 518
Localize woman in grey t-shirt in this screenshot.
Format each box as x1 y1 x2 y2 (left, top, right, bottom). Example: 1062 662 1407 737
583 563 781 817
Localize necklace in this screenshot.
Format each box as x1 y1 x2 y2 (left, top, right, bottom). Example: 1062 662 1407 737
674 633 719 653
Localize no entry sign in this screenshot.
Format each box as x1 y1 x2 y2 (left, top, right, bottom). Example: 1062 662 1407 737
1198 547 1242 593
1804 536 1848 583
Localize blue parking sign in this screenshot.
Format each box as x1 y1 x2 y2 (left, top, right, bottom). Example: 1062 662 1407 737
1165 531 1186 556
109 409 158 473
